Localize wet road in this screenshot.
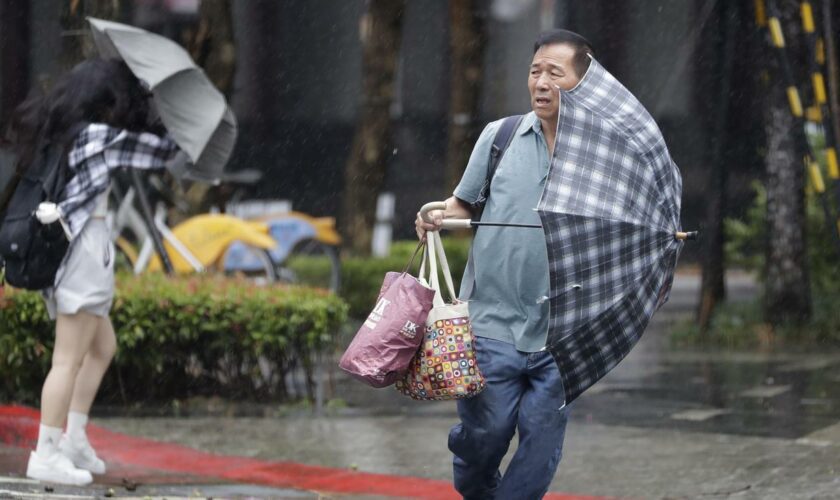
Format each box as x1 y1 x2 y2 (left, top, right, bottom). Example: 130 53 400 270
91 271 840 498
4 271 840 498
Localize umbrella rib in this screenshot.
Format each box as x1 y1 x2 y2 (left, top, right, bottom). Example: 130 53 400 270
538 208 680 236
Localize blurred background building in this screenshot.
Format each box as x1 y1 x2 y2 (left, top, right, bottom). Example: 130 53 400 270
1 0 763 259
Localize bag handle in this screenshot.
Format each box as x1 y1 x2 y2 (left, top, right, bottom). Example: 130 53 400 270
419 241 426 283
427 232 443 307
432 231 457 300
419 234 436 286
402 240 426 275
418 233 441 306
422 232 457 307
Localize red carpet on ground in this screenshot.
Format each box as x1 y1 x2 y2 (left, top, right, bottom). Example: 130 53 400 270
0 405 606 500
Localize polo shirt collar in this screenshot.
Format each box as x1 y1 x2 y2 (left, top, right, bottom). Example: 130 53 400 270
520 111 542 136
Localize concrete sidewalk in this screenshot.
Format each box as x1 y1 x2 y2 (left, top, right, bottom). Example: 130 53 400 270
0 405 601 500
2 272 840 499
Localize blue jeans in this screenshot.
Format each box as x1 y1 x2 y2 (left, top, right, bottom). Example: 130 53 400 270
448 337 569 500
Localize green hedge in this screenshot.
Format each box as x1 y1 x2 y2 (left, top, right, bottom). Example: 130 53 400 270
675 181 840 346
339 238 471 319
726 181 840 295
0 274 348 405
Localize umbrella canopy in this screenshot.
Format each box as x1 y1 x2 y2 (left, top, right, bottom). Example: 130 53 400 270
538 57 684 405
87 17 237 182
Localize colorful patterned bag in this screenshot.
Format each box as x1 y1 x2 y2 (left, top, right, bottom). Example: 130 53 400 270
396 231 486 401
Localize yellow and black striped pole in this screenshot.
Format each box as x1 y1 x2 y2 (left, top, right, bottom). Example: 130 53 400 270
800 0 840 248
801 1 823 124
800 1 840 207
766 4 805 117
763 0 840 252
804 153 838 244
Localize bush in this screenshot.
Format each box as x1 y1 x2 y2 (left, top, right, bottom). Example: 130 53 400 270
282 238 471 319
339 238 471 319
725 181 840 295
672 296 840 348
0 274 348 405
683 180 840 347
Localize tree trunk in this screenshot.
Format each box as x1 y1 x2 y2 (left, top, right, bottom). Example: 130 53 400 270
764 106 812 323
763 0 812 325
188 0 236 99
697 0 737 332
184 0 236 215
0 0 30 131
592 2 630 78
445 0 487 193
60 0 121 70
824 0 840 162
340 0 406 255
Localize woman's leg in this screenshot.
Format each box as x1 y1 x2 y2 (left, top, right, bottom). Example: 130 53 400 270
60 316 117 474
27 312 99 485
68 316 117 415
39 312 100 428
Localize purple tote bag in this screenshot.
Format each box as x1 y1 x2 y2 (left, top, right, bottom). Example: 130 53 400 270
339 243 435 388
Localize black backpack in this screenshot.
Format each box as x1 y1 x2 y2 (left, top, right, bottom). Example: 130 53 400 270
0 123 87 290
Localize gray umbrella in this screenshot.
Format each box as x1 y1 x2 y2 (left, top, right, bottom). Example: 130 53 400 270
87 17 237 182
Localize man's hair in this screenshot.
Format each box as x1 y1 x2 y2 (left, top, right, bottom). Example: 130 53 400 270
533 29 595 79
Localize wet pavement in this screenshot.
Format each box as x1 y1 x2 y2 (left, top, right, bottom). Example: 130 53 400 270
3 271 840 498
0 443 317 499
0 467 317 499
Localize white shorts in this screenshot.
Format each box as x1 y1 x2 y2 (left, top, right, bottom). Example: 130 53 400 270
43 218 114 320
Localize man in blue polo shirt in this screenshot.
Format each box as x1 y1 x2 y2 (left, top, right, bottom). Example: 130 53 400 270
416 29 594 499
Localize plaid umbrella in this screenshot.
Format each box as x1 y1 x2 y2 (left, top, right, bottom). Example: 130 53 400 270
537 58 685 405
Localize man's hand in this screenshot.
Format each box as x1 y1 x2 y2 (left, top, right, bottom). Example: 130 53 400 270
34 202 61 224
415 196 473 240
416 208 443 241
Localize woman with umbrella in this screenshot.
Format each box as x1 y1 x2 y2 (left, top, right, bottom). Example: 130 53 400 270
7 59 179 485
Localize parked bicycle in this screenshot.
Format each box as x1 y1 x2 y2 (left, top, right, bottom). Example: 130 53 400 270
110 169 342 292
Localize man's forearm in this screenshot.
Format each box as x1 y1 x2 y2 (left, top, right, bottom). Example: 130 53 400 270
445 196 474 220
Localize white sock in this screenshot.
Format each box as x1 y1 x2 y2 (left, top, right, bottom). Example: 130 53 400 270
36 424 63 456
65 411 89 442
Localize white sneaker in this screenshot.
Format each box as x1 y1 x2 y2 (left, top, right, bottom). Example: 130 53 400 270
26 450 93 485
58 434 107 475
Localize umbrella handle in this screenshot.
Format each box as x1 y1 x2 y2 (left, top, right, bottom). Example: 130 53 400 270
422 202 696 236
419 201 473 230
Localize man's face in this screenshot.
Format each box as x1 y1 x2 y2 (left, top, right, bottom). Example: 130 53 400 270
528 43 583 122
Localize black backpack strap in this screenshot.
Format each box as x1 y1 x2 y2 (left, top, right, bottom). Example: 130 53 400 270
474 114 524 220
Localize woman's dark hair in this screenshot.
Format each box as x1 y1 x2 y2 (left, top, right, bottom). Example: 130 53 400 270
7 58 153 171
534 29 595 79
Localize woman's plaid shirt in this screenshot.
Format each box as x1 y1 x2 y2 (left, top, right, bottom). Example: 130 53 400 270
58 123 179 239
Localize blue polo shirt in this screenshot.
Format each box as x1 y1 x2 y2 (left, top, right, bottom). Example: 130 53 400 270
454 112 551 353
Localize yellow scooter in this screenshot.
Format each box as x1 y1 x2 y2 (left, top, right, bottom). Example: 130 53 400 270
112 171 341 290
